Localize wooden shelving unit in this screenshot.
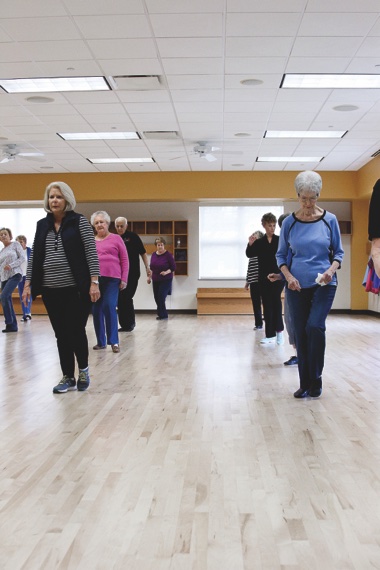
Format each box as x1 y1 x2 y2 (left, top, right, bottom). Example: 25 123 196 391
129 220 188 276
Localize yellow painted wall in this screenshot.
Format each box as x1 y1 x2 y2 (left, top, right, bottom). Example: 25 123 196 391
1 166 378 310
0 170 359 202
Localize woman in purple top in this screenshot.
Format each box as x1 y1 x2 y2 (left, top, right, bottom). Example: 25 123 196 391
91 211 129 353
148 237 176 320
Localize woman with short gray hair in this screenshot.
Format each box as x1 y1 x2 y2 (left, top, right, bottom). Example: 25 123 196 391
276 171 344 399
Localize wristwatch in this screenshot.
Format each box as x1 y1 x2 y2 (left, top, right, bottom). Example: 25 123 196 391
91 280 99 285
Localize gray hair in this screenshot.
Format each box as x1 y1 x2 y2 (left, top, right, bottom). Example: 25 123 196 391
294 170 322 198
115 216 128 225
44 181 76 213
90 210 111 226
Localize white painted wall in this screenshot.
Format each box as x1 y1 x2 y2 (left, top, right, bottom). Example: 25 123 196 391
79 200 352 311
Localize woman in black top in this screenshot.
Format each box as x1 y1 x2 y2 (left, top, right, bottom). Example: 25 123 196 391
246 212 284 344
23 181 100 394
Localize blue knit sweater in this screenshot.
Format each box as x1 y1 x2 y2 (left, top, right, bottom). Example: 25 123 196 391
276 210 344 289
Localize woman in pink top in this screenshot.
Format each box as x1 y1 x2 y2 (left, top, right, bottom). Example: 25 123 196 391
91 211 129 353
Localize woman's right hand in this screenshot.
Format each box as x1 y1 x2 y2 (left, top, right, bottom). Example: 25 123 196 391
248 234 257 246
286 274 301 291
147 278 151 284
22 284 31 305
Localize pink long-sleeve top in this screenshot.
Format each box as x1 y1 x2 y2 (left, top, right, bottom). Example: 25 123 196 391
95 233 129 283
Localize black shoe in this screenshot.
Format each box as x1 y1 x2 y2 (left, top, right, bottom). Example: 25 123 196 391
2 325 17 333
293 388 309 398
254 325 263 330
156 317 168 320
26 314 32 320
284 356 298 366
118 327 127 332
308 388 322 398
125 324 135 332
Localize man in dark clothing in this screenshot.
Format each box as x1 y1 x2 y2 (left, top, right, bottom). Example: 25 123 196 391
115 217 152 331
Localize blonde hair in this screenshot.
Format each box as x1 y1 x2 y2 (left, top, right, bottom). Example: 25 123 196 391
44 181 76 213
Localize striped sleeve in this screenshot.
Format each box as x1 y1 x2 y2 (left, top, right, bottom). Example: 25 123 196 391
79 216 100 276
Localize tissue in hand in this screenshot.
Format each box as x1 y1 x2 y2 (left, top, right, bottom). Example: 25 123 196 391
315 273 326 286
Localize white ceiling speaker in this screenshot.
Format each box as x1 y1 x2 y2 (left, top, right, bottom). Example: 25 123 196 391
0 143 45 164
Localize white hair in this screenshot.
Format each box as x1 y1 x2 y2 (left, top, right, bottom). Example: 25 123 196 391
294 170 322 197
115 217 127 225
90 210 111 226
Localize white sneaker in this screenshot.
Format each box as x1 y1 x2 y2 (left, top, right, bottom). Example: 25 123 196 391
260 337 275 344
276 332 284 345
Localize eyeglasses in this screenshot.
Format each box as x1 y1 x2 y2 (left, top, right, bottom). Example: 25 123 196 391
299 195 317 204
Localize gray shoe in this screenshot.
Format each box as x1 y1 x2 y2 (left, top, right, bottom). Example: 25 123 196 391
77 368 90 391
53 376 77 393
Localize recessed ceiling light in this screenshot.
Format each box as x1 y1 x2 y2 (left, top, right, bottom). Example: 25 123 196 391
0 76 111 93
256 156 323 162
87 158 154 164
281 74 380 89
234 133 251 137
264 130 347 138
26 96 55 103
240 78 263 86
332 105 359 112
232 164 245 167
58 132 139 141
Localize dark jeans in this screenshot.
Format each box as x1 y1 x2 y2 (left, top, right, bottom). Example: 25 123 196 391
1 273 22 329
42 286 92 378
287 285 336 391
260 279 284 338
153 279 172 319
249 282 263 327
118 275 139 329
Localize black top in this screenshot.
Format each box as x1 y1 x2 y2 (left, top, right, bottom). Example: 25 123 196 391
368 179 380 240
120 230 146 280
246 235 281 283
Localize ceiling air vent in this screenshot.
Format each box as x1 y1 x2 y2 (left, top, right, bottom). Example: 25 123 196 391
143 131 180 140
371 149 380 157
111 75 163 90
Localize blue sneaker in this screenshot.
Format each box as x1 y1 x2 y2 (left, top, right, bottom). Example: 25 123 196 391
77 368 90 391
53 376 77 393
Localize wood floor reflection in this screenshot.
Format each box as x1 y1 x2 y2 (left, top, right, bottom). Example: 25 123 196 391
0 313 379 570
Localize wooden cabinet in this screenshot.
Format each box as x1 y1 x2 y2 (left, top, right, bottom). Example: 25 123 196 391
128 220 188 276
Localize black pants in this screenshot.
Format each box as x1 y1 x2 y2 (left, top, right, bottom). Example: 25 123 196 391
118 276 139 329
249 282 263 327
42 287 91 378
260 280 284 338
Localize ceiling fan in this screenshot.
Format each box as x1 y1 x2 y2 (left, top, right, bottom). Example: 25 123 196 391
170 141 243 162
0 143 45 164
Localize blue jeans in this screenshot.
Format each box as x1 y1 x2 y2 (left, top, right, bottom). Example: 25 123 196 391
92 277 120 346
18 276 33 317
153 279 172 319
1 273 22 329
287 285 336 391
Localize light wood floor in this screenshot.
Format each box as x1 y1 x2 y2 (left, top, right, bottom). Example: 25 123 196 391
0 313 379 570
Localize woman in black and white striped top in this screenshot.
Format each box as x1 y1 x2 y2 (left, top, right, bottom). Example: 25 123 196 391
244 230 264 330
23 181 100 395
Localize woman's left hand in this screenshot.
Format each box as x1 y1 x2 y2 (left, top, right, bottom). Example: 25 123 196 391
319 269 334 284
90 283 100 302
4 264 11 271
119 280 127 290
160 270 170 276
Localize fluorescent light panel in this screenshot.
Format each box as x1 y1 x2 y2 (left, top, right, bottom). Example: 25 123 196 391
282 74 380 89
265 130 347 138
257 156 323 162
58 132 139 141
0 77 110 93
88 158 154 164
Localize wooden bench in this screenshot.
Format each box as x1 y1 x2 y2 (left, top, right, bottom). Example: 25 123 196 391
196 287 253 315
